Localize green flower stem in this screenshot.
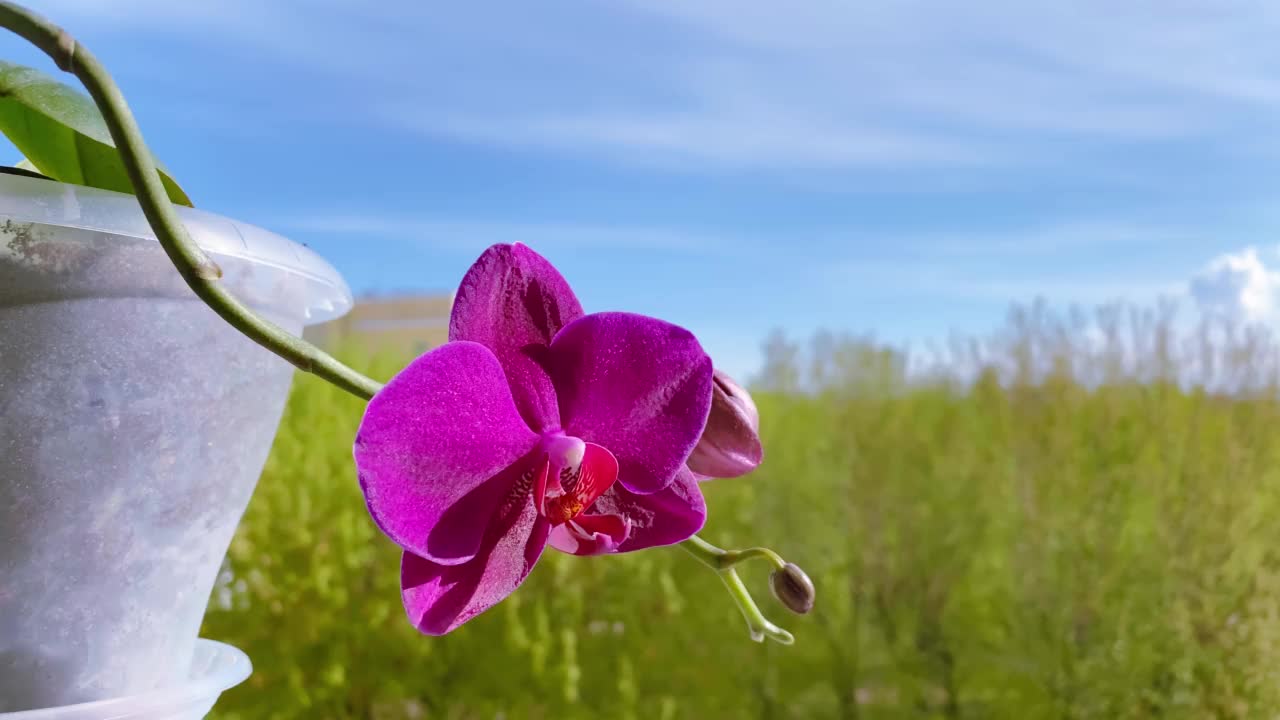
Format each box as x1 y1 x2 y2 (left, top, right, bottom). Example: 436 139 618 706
681 537 795 645
719 567 795 645
0 1 384 401
681 534 787 571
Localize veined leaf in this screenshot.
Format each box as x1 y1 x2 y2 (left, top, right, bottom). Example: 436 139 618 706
0 60 193 206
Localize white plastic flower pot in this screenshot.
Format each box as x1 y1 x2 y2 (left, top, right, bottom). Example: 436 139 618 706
0 640 251 720
0 172 352 713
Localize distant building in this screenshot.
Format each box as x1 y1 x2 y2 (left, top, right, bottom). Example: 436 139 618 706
304 292 453 358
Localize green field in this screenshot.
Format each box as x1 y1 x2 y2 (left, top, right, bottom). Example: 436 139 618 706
204 302 1280 719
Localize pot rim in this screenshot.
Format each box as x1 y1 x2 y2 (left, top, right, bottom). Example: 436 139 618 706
0 639 251 719
0 172 352 325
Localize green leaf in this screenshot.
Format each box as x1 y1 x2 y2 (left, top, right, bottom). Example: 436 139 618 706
0 60 193 207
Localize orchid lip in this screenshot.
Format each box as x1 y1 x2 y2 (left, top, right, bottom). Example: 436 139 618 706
532 434 619 526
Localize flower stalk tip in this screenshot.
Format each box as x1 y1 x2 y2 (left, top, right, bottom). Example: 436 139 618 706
680 535 809 645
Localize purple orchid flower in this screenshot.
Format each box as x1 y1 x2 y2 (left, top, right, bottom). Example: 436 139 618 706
353 243 717 635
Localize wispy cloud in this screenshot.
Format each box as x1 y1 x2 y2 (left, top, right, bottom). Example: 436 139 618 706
833 221 1204 258
36 0 1280 174
387 107 1003 172
268 213 744 257
821 240 1280 317
28 0 276 38
810 217 1206 305
273 213 1194 269
824 259 1183 305
378 0 1280 170
623 0 1280 113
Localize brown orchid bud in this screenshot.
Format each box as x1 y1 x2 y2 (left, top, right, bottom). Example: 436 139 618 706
769 563 816 615
686 370 764 479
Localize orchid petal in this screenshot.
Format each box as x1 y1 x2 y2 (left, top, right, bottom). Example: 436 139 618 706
401 496 551 635
585 467 706 552
450 243 584 432
354 341 538 565
548 312 713 494
548 513 631 556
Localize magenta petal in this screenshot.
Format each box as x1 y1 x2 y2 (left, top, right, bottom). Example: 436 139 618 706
401 497 551 635
548 513 631 556
584 467 706 552
450 243 585 432
354 341 538 565
548 312 713 495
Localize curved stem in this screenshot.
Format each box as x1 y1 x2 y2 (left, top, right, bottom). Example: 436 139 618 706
0 1 384 401
681 536 795 644
682 535 786 571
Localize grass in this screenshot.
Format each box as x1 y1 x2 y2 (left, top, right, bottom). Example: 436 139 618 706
204 300 1280 719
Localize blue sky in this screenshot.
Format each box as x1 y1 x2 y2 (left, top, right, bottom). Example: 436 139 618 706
4 0 1280 380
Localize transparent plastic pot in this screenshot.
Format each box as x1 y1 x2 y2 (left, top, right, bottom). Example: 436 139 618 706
0 172 352 712
0 639 251 720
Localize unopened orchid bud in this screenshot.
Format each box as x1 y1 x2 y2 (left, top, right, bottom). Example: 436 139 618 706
769 563 815 615
687 369 763 479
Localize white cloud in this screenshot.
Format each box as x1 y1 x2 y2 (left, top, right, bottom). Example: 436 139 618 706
1189 247 1280 322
